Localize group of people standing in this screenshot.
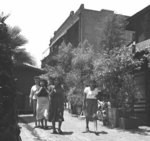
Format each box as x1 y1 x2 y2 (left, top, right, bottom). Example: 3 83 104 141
29 76 65 134
30 76 103 134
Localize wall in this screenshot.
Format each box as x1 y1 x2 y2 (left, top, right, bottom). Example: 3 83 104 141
81 9 132 50
128 11 150 43
81 9 114 49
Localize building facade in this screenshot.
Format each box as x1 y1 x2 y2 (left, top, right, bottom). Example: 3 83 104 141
42 4 132 67
126 5 150 125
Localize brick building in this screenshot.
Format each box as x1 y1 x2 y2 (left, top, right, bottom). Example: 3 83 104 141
41 4 132 67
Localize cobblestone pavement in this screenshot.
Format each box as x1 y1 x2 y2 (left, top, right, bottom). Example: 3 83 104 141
19 110 150 141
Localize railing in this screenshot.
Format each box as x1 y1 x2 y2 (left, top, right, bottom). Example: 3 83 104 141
134 99 146 112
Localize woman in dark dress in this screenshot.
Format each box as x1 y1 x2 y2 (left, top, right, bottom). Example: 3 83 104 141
48 77 65 134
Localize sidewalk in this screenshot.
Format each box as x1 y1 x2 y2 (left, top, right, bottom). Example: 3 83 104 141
19 110 150 141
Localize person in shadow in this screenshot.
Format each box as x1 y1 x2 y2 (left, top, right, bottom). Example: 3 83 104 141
48 76 65 134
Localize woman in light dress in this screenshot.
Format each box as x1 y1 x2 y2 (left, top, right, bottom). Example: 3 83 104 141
83 80 100 134
36 79 49 129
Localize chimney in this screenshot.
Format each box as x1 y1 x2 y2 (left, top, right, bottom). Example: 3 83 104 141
80 4 84 9
70 11 74 16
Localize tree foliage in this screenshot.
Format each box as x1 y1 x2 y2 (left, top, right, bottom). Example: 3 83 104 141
0 12 37 141
93 46 142 108
0 13 19 141
44 14 144 111
100 15 127 52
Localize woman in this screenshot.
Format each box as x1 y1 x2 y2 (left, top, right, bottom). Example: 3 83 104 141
83 80 100 134
29 76 40 127
48 77 65 134
36 79 49 129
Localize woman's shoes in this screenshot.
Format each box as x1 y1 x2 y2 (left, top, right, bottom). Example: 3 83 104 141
95 131 99 135
44 126 48 129
52 129 63 134
85 127 89 132
58 129 63 134
52 130 58 134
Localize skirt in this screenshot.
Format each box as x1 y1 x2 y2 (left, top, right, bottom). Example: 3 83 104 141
36 97 49 120
85 99 98 120
48 97 64 122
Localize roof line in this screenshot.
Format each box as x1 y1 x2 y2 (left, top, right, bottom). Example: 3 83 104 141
127 5 150 21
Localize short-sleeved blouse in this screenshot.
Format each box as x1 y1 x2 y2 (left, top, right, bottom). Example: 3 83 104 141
84 86 99 99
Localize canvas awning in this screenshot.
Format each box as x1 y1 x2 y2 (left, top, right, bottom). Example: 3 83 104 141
136 39 150 52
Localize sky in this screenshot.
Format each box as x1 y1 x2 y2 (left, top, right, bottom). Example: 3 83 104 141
1 0 150 67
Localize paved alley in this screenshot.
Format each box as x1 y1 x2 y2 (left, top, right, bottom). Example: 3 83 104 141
19 110 150 141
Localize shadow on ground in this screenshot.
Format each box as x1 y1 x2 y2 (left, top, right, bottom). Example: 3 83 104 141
18 115 35 123
57 131 74 136
116 126 150 136
129 127 150 136
82 130 108 136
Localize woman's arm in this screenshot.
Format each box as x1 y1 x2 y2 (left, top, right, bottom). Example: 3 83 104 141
44 87 50 94
29 87 34 106
49 87 56 98
35 87 42 96
83 91 87 109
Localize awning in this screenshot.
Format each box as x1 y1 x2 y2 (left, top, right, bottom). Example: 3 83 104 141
136 39 150 52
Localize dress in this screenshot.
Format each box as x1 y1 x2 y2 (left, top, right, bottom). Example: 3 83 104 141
48 85 65 122
36 88 49 120
29 85 40 117
84 87 99 120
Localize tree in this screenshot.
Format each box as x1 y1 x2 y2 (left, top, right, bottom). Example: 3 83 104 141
0 13 35 141
43 13 141 117
42 42 73 84
12 48 36 65
71 40 95 86
93 45 142 110
0 13 18 141
7 26 36 65
100 14 128 52
55 42 73 73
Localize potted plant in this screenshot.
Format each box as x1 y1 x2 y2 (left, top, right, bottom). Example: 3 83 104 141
117 75 139 129
101 73 139 129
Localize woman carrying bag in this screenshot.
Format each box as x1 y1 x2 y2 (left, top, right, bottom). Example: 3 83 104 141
83 80 100 134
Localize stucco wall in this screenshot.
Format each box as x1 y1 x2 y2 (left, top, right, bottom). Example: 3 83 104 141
81 9 114 48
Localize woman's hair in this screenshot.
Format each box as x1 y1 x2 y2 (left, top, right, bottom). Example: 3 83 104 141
48 76 54 85
40 79 48 87
54 76 63 86
90 80 97 88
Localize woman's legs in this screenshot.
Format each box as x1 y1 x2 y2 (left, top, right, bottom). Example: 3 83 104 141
41 119 44 128
58 121 63 134
94 119 98 132
44 119 48 128
86 117 89 131
33 99 37 127
52 121 57 133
